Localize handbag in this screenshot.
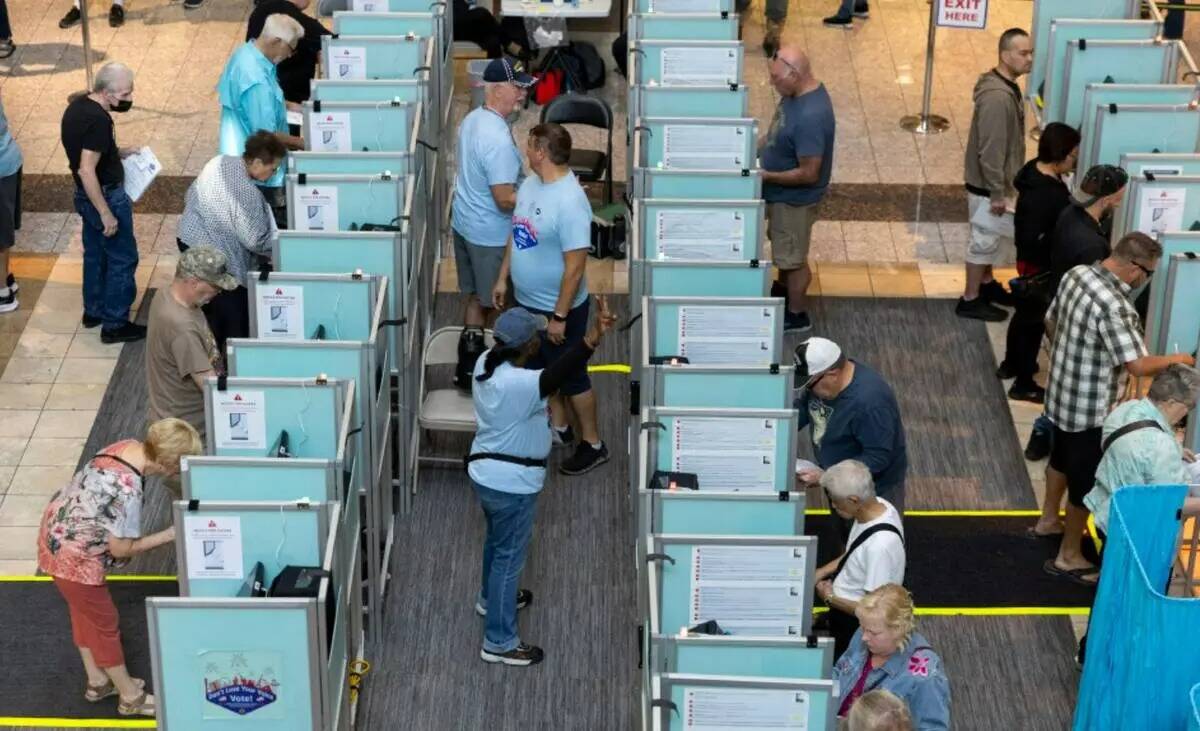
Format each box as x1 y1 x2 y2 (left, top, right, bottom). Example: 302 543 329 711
1009 270 1056 305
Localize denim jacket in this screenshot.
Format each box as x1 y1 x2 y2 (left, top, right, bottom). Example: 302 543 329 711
832 630 950 730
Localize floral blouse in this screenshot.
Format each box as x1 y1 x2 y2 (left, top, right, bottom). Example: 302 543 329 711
37 440 144 586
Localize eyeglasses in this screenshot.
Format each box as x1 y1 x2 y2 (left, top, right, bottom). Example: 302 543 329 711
803 369 833 390
771 51 801 76
1132 260 1156 278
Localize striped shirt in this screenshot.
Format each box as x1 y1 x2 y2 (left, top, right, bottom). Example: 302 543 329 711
1044 264 1147 433
177 155 276 285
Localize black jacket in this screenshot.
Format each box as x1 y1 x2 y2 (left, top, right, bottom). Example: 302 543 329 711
1049 204 1110 284
1012 159 1070 271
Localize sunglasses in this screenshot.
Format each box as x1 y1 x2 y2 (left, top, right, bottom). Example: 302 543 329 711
1132 260 1155 278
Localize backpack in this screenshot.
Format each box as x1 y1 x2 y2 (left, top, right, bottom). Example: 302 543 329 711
564 41 606 90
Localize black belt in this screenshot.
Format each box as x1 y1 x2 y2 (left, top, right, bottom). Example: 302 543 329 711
464 452 548 469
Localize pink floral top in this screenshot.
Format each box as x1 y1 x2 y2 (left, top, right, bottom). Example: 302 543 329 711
37 440 144 586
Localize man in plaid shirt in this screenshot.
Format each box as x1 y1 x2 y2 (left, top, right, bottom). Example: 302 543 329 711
1042 232 1195 584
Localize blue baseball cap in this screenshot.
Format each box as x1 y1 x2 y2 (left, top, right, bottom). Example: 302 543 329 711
493 308 547 346
482 57 536 87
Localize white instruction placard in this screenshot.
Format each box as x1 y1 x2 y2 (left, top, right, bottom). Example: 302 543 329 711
688 545 808 636
311 112 352 152
683 688 809 730
331 46 367 80
294 186 339 232
672 417 778 491
1136 187 1186 235
214 389 267 451
661 47 738 86
663 124 744 170
678 306 776 365
256 285 305 341
655 209 745 260
184 515 245 580
352 0 389 10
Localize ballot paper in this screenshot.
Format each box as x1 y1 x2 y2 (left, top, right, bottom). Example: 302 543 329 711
1136 187 1186 235
661 47 738 86
655 209 745 260
255 285 305 341
794 458 820 476
294 186 339 232
688 545 808 636
331 46 367 80
968 202 1014 239
286 109 303 127
683 688 809 730
121 147 161 203
678 306 775 365
184 515 244 580
312 112 352 152
672 417 779 492
663 124 744 170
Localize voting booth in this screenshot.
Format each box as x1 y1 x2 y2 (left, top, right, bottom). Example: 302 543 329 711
628 12 738 41
1045 39 1183 129
640 364 793 410
285 172 414 235
628 39 743 87
1077 85 1200 172
633 117 757 172
647 674 836 731
1028 0 1139 111
1112 174 1200 247
642 297 784 367
632 199 764 262
1083 104 1200 172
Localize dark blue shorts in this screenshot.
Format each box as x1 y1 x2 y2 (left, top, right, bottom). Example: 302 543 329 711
520 298 591 397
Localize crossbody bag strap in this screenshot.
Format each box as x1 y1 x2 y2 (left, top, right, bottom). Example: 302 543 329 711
833 523 904 578
1100 419 1164 456
92 452 143 478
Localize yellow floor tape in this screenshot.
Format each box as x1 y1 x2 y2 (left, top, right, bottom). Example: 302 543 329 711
0 719 156 728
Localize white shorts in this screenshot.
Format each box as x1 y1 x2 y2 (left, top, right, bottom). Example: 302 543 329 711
965 192 1012 266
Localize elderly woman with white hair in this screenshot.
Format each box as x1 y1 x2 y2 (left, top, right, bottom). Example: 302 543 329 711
847 689 913 731
218 13 306 193
811 460 906 657
833 585 950 731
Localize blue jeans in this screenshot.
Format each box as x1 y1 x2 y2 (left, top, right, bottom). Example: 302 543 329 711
75 187 137 330
834 0 866 20
473 480 538 653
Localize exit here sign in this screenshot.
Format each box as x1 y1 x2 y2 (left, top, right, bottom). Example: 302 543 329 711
936 0 987 29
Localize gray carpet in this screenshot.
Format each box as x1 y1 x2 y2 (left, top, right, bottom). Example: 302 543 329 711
799 297 1035 510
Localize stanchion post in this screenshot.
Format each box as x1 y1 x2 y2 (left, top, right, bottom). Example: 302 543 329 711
900 0 950 134
80 0 94 92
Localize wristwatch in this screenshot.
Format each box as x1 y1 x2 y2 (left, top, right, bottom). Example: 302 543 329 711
552 312 567 323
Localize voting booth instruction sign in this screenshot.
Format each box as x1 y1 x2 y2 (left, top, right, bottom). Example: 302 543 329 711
936 0 987 29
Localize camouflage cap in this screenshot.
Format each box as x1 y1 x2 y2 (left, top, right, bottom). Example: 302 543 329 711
177 245 239 291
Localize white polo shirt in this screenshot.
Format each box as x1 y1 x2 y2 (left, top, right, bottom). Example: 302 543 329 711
832 498 906 603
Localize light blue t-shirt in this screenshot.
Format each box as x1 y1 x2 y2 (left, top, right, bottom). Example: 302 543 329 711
510 173 591 313
0 100 22 178
452 107 522 247
218 41 287 188
467 355 550 494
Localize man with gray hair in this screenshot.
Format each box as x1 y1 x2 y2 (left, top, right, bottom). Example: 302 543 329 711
450 57 534 392
811 460 906 656
61 62 146 343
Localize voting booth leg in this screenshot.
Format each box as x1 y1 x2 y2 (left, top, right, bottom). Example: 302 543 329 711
900 0 950 135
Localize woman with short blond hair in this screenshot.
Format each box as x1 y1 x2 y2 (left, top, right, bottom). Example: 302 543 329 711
832 584 950 730
38 418 203 718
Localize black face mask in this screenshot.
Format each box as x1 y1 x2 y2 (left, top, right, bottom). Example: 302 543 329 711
110 98 133 113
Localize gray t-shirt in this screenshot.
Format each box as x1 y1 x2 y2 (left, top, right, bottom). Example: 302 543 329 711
145 290 219 440
759 84 835 206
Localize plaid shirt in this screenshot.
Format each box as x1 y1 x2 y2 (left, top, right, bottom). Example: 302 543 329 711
1044 264 1148 432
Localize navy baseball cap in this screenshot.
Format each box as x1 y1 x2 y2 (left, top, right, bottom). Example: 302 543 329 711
493 308 547 346
482 57 536 87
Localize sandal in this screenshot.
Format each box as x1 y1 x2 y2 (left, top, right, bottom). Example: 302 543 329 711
117 691 156 717
0 40 13 60
85 677 144 703
1025 524 1064 539
1042 559 1099 586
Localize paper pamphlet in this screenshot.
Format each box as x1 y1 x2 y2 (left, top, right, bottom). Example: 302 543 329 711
678 306 775 366
794 458 820 476
294 186 339 232
660 47 738 86
663 124 743 170
121 147 161 203
331 46 367 80
672 417 779 492
688 545 808 636
213 390 267 451
286 109 303 127
683 688 809 730
1136 187 1186 236
255 285 306 341
184 515 245 580
312 112 352 152
655 209 744 260
968 202 1014 239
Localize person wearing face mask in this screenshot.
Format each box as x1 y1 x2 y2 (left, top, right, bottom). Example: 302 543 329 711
451 57 534 393
145 246 239 444
218 13 305 202
177 131 286 356
1040 232 1196 587
60 62 145 344
1048 164 1129 286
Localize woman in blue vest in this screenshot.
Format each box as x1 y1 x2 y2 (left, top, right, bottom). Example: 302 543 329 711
466 296 616 666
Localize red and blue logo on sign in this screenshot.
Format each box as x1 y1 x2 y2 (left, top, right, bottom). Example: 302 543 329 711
512 216 538 250
205 676 278 715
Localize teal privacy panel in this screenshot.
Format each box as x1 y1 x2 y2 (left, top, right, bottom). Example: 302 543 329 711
1146 233 1200 351
185 460 335 503
633 41 743 86
639 169 761 199
639 200 762 261
289 151 413 177
310 79 424 103
644 262 768 297
636 86 749 119
1157 254 1200 355
630 13 738 41
1029 0 1134 105
251 276 376 342
1079 85 1198 171
654 413 795 492
1042 19 1160 116
669 640 827 679
322 35 426 80
634 0 734 11
664 680 833 731
1115 177 1200 246
179 507 325 597
285 174 408 231
1089 106 1200 169
333 11 436 38
1055 40 1177 129
658 370 789 408
151 603 318 730
642 118 755 171
208 383 341 460
1120 153 1200 178
656 495 801 534
300 101 414 153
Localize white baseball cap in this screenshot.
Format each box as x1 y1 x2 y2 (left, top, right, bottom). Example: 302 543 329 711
793 337 842 388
